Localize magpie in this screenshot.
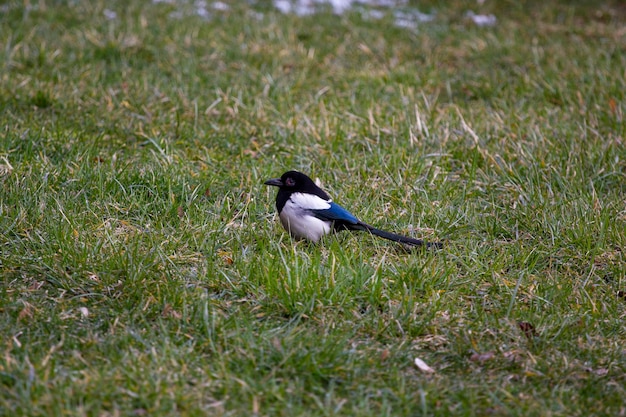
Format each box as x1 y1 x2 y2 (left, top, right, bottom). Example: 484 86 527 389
264 171 442 248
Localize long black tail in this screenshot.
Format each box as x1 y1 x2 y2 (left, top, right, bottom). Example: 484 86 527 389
356 222 442 249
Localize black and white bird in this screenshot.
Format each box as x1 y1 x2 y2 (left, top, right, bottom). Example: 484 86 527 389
264 171 441 248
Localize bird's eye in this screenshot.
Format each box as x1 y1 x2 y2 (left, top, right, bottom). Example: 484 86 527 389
285 177 296 187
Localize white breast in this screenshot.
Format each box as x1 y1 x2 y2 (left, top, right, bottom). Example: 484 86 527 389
279 193 332 242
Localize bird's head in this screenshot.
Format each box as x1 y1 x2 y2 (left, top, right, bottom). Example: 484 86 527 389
264 171 330 199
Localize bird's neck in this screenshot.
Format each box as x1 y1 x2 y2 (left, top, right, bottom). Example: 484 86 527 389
275 189 291 213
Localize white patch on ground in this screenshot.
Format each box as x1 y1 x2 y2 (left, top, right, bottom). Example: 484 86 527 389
150 0 496 29
212 2 229 11
392 9 435 29
152 0 228 19
195 0 210 19
466 11 497 27
275 0 354 15
272 0 438 30
103 9 117 20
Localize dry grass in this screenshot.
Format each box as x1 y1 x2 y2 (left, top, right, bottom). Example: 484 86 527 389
1 0 625 416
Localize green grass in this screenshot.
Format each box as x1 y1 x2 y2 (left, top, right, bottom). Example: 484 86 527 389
1 0 625 415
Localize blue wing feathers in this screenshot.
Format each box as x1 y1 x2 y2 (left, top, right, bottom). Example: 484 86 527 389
311 202 359 224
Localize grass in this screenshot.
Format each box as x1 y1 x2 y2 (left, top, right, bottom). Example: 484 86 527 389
1 0 625 415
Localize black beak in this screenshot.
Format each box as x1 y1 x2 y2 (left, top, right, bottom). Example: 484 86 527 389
264 178 283 187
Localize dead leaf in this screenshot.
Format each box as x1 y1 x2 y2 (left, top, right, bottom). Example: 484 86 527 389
18 303 34 321
470 351 495 363
502 350 524 363
162 304 182 319
218 249 233 265
272 337 282 351
608 98 617 115
28 281 45 290
595 368 609 376
414 357 435 373
584 367 609 376
518 321 537 339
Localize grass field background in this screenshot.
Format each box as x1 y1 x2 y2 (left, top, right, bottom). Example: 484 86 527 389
1 0 625 415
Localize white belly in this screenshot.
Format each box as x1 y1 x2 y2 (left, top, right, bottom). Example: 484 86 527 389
279 197 332 242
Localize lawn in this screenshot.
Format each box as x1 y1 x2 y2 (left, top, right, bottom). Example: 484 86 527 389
1 0 625 415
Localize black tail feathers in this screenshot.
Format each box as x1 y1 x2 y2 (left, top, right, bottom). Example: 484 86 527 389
356 223 442 249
